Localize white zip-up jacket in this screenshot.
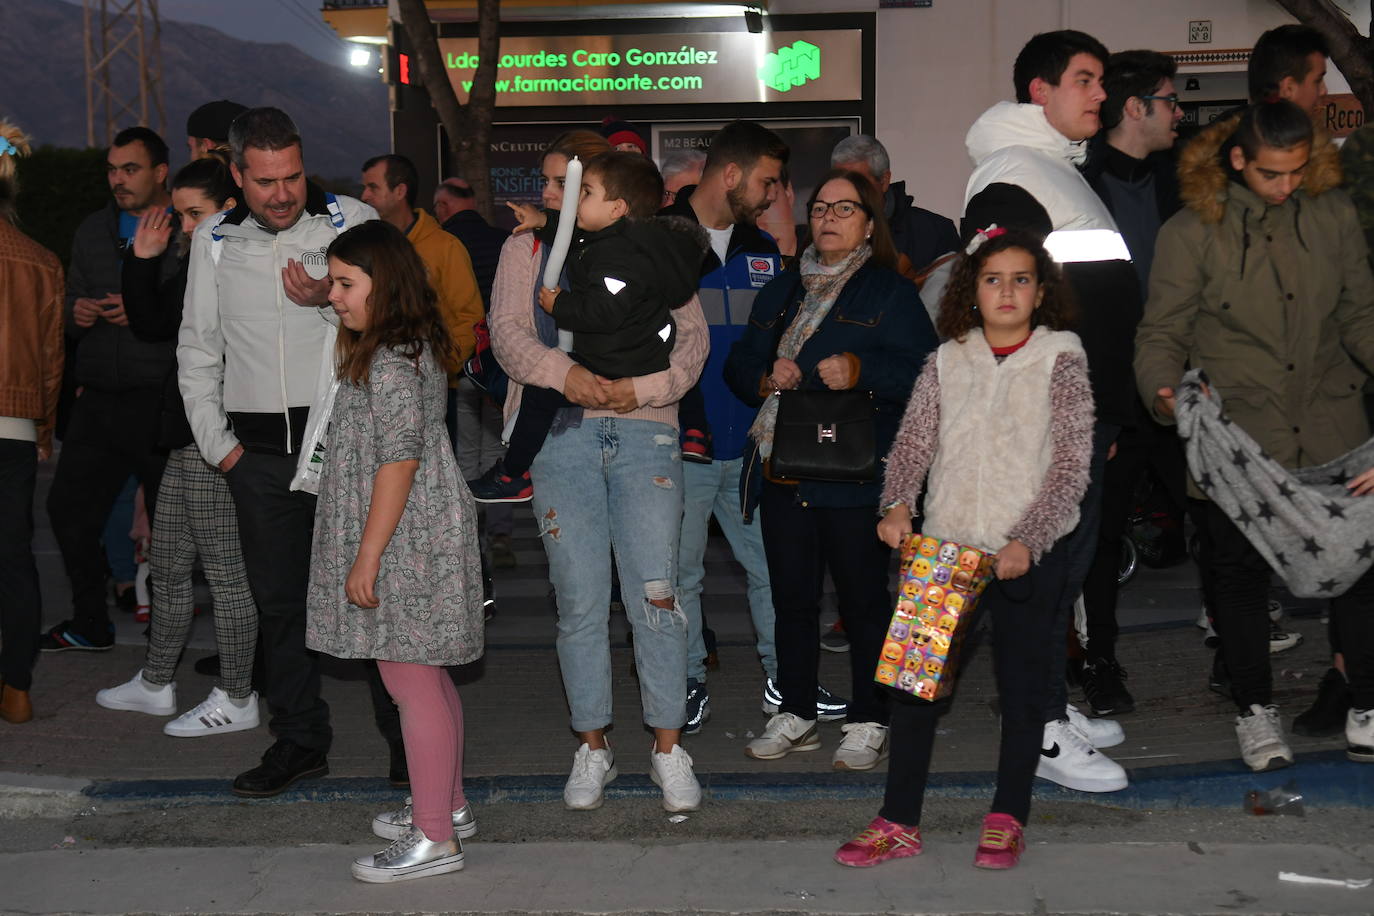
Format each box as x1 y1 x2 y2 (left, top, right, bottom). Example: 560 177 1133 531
178 188 375 466
960 100 1142 428
964 101 1118 233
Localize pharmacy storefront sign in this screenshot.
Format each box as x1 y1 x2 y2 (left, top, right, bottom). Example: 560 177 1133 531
435 31 862 106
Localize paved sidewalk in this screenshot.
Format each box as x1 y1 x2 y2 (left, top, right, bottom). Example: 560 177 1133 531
2 463 1358 807
6 840 1374 916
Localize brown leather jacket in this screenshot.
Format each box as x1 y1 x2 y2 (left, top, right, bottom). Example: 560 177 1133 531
0 220 65 454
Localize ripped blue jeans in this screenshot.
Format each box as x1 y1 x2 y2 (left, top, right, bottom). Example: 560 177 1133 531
530 418 687 731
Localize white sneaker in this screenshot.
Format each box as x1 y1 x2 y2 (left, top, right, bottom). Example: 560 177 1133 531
1066 704 1124 749
351 827 463 884
163 688 260 737
563 742 617 810
1347 708 1374 763
1235 704 1293 772
744 712 821 760
1036 719 1128 792
649 744 702 812
373 797 477 841
1268 619 1303 654
832 722 889 771
96 670 176 715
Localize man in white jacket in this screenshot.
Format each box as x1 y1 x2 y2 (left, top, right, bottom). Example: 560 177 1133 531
179 108 376 797
962 31 1140 796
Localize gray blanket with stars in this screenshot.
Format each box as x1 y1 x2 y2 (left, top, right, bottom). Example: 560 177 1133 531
1174 368 1374 598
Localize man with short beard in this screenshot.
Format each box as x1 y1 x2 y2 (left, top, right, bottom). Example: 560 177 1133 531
659 121 846 733
42 126 176 652
179 107 376 797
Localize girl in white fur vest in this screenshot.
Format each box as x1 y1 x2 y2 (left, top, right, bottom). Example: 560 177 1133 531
835 229 1093 871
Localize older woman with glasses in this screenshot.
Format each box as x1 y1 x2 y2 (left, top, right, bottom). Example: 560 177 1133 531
725 168 937 771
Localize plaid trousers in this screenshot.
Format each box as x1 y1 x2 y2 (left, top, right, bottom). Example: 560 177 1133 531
142 446 258 697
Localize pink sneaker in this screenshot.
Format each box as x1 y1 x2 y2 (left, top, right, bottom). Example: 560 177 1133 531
972 812 1024 869
834 815 922 867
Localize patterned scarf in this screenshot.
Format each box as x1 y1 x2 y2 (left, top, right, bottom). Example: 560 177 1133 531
1175 368 1374 598
749 242 872 458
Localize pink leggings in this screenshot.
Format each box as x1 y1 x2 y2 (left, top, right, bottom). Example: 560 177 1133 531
376 660 466 842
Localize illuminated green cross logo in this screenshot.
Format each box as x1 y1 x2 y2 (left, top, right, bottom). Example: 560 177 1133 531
758 39 821 92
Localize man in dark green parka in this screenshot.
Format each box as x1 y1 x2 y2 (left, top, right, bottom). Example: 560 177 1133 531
1136 101 1374 774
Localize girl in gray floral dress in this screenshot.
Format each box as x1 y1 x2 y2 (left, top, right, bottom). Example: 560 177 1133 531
306 221 483 885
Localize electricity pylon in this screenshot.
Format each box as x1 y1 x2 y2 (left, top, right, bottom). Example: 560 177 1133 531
84 0 165 147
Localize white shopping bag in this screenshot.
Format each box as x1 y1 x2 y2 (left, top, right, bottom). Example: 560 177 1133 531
290 323 339 495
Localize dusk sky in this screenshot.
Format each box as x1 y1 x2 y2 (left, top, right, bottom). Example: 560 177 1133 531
59 0 355 67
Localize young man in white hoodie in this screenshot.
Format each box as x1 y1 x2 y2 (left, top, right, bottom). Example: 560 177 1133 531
962 30 1139 795
179 108 376 797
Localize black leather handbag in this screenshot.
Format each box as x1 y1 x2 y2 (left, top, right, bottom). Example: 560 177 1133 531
770 389 876 482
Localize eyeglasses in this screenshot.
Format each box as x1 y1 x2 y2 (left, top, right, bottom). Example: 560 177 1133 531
809 199 866 220
1139 93 1181 111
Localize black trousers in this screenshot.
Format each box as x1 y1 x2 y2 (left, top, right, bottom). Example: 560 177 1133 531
759 480 891 725
0 440 40 690
46 387 165 636
224 451 331 751
1206 499 1374 711
881 537 1070 826
1082 417 1189 662
1045 422 1116 720
1203 499 1273 709
503 384 570 477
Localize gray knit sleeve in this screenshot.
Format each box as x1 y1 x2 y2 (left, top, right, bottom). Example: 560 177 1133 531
1006 350 1095 561
879 350 941 514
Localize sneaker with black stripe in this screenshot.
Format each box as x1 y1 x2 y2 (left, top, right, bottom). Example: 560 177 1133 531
39 621 114 652
163 687 260 737
745 712 821 759
762 676 848 721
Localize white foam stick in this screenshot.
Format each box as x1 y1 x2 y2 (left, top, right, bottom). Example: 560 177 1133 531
542 154 582 290
1278 872 1372 889
543 155 581 353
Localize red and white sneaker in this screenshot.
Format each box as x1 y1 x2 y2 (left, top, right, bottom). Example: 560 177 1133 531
973 812 1024 869
834 815 922 867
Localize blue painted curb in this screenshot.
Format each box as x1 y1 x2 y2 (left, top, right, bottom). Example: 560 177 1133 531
81 749 1372 810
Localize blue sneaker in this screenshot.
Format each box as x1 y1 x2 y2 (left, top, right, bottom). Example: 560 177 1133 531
762 676 848 722
684 679 710 735
466 461 533 504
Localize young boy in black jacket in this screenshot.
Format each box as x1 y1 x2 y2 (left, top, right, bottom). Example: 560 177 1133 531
468 151 707 502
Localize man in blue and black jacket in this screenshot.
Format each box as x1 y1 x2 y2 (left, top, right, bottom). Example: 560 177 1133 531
659 120 848 732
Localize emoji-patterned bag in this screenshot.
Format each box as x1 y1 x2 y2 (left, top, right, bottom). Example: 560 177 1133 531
875 533 995 701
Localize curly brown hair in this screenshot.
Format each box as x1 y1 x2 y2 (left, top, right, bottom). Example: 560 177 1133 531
328 220 456 385
935 230 1077 342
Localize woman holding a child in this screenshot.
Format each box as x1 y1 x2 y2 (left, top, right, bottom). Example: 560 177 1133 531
488 129 710 815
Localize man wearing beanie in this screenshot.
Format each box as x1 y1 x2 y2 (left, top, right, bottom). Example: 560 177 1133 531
186 100 248 160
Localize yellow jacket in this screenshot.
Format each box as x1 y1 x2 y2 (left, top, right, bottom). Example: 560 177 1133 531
407 208 483 376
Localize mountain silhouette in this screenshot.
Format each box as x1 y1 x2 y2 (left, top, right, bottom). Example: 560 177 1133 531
1 0 389 180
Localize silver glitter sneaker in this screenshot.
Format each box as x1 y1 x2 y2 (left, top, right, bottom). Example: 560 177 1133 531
351 827 464 883
372 798 477 841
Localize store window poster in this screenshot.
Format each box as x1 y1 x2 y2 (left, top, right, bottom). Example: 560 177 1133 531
444 119 857 233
